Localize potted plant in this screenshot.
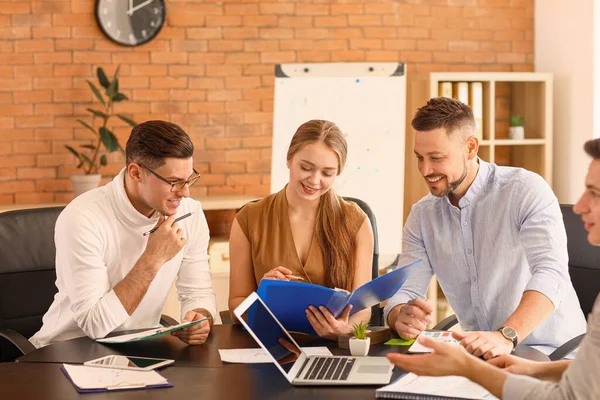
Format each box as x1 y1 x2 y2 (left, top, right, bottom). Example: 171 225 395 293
509 115 525 140
349 321 371 357
66 66 137 196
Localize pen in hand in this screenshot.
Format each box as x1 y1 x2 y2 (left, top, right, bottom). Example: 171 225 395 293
287 275 305 281
143 212 193 236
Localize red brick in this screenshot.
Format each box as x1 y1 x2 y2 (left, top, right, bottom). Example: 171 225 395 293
348 15 381 26
35 128 73 141
0 181 35 194
14 90 52 104
260 4 295 15
186 27 223 39
208 186 245 196
205 65 243 77
259 28 294 40
0 155 36 168
224 4 258 15
206 138 242 150
1 105 34 116
56 39 93 50
260 51 296 63
53 89 91 103
17 167 56 179
171 40 208 53
189 78 225 90
208 39 244 52
16 116 53 128
210 162 245 174
32 27 71 38
15 192 55 203
150 77 188 89
34 77 73 90
205 16 242 27
227 174 262 186
150 52 188 64
150 102 188 114
332 4 364 14
37 179 72 192
0 3 31 14
247 160 271 173
34 52 72 64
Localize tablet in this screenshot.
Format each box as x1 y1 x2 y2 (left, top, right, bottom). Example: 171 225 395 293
83 355 174 371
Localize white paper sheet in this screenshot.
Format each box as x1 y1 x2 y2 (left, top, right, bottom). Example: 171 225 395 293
96 319 207 344
218 347 333 364
376 373 497 399
408 331 461 353
62 364 168 390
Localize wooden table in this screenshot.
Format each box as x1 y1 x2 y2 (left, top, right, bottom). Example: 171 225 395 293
4 325 549 399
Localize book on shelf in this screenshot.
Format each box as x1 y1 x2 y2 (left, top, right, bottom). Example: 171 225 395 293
376 373 497 400
438 82 453 98
469 82 484 141
452 82 469 105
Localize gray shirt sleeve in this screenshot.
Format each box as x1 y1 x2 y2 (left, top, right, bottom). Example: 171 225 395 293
503 295 600 399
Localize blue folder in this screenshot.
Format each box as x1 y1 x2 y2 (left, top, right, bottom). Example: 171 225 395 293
256 259 421 335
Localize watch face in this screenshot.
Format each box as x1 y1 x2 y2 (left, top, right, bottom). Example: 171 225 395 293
502 326 517 339
96 0 166 46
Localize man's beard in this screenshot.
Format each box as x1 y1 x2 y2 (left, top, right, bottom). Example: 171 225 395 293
427 160 468 198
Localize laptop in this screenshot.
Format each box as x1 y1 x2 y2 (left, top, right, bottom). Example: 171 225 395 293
234 292 394 386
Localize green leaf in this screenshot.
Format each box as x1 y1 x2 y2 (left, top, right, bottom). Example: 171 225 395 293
100 154 108 166
86 80 105 105
99 127 119 152
117 114 137 127
112 93 128 102
76 119 97 135
106 77 119 99
97 67 110 89
86 108 108 119
113 65 121 80
80 153 94 166
64 145 81 160
81 144 96 150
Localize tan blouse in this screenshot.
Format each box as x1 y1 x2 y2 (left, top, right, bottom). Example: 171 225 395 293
235 187 367 287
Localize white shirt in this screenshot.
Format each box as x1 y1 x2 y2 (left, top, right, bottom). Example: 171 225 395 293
30 168 217 348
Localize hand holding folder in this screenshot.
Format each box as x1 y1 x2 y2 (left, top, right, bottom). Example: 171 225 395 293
256 259 421 335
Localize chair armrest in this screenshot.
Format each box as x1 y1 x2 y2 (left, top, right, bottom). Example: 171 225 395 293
433 314 459 331
159 314 179 327
549 333 585 361
220 310 233 325
0 328 36 355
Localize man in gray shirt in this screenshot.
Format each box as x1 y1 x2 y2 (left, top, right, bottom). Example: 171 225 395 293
386 137 600 399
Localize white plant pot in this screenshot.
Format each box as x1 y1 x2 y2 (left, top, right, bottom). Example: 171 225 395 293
349 337 370 357
70 174 101 197
509 126 525 140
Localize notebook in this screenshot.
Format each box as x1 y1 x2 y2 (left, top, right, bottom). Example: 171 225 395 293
96 318 208 344
376 373 497 399
256 259 421 334
61 364 172 393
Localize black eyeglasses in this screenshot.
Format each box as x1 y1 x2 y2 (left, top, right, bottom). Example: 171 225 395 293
139 164 201 192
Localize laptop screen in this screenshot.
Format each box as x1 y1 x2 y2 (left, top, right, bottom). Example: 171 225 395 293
239 296 303 373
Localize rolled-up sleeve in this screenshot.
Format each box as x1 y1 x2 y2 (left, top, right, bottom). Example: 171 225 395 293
384 205 433 324
517 175 569 310
176 203 217 321
57 210 130 339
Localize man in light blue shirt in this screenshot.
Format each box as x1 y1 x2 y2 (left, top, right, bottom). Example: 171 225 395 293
385 97 586 358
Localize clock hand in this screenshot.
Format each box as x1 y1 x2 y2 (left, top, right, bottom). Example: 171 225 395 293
128 0 153 16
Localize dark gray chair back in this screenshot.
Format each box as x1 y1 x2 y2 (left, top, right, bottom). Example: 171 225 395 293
561 204 600 318
0 207 63 360
343 197 381 326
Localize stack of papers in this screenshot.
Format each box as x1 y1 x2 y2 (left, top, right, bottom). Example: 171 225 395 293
408 331 461 353
61 364 171 393
218 347 333 363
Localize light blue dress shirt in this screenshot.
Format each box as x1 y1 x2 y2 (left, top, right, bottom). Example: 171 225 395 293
385 159 586 349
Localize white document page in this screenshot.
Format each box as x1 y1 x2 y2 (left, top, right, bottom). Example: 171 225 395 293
408 331 461 353
218 347 333 363
62 364 168 390
96 319 205 344
377 373 497 399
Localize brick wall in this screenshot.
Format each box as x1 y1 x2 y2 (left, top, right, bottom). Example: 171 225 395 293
0 0 533 204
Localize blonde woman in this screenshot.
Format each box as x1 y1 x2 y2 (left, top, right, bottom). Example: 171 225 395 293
228 120 374 339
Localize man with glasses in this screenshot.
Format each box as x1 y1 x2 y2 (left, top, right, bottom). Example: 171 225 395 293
31 121 216 347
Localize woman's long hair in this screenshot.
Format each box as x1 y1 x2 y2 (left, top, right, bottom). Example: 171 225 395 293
286 120 356 291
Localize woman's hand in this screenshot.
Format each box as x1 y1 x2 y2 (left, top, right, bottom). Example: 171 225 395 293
306 305 353 339
386 333 477 377
487 354 542 376
262 266 293 281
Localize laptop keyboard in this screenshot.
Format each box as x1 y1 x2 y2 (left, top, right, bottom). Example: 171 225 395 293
302 357 356 381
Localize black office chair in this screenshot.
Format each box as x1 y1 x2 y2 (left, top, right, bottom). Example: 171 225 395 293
548 204 600 360
0 207 178 363
220 196 382 326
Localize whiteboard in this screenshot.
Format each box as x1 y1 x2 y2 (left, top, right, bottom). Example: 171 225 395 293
271 63 407 255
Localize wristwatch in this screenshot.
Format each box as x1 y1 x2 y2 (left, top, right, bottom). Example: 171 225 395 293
498 326 519 350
